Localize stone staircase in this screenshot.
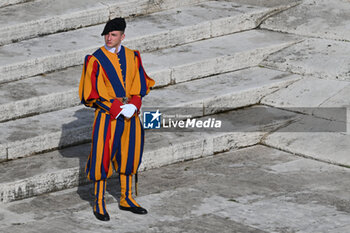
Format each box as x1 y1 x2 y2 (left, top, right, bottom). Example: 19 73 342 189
0 0 349 224
258 0 350 166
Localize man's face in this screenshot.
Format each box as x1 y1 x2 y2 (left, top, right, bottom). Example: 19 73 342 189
104 30 125 48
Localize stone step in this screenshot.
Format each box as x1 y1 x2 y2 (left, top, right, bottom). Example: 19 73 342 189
1 145 350 232
262 127 350 168
261 0 350 42
0 106 299 203
261 76 350 121
262 77 349 108
0 29 300 122
0 1 298 84
0 0 206 46
260 38 350 81
260 75 350 167
0 67 300 162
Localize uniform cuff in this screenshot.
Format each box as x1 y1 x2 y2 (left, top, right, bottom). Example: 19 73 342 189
129 95 142 111
110 99 123 118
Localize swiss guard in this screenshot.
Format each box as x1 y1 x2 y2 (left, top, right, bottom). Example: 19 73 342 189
79 17 155 221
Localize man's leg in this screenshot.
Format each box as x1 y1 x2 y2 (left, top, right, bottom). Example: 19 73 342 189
93 179 110 221
119 173 147 214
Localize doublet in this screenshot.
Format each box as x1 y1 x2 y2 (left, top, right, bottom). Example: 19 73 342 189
79 45 155 181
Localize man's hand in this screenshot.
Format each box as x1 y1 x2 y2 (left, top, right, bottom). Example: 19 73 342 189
118 104 137 119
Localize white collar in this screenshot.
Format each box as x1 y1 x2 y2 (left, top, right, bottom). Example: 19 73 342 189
104 44 122 53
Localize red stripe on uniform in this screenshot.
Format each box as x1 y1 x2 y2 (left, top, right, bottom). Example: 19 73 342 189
88 60 100 100
102 118 112 174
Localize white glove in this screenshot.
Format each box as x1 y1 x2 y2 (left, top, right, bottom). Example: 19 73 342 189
119 104 137 119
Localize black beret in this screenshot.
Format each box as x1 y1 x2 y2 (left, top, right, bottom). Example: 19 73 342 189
101 17 126 36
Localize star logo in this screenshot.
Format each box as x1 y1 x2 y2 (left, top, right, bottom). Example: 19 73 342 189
150 110 162 122
143 110 162 129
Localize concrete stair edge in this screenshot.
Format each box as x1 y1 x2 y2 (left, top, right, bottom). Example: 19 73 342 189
0 0 29 8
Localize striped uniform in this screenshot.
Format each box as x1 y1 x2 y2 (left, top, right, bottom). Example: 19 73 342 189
79 45 154 211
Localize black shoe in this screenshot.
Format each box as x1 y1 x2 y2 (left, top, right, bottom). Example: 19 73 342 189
119 205 148 215
94 211 110 221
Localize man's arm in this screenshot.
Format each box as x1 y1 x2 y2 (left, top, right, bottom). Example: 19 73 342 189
79 55 123 119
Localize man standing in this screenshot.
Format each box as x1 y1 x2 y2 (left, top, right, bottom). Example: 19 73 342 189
79 17 155 221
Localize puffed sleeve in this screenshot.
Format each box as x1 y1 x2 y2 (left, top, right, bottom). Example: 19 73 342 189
79 55 123 118
128 50 155 110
